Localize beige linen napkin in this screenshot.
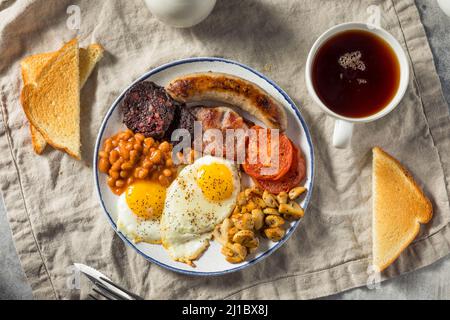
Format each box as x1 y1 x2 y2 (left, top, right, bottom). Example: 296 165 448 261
0 0 449 300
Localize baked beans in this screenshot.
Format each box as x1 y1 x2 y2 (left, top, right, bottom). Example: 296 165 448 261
98 129 178 195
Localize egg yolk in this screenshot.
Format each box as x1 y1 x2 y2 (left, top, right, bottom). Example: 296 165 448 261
196 164 234 202
126 181 167 220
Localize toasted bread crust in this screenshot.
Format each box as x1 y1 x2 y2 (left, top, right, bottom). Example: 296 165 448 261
166 72 288 131
372 147 433 272
30 125 47 154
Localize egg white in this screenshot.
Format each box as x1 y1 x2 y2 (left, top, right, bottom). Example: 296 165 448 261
160 156 240 264
116 193 162 244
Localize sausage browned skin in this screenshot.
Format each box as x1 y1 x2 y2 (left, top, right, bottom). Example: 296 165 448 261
166 72 288 131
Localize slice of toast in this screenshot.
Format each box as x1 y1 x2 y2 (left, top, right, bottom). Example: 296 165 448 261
22 52 55 154
21 39 81 159
21 44 104 154
21 52 54 85
372 147 433 272
78 44 104 86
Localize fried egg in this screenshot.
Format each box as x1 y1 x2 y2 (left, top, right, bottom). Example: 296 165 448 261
117 181 167 244
161 156 240 264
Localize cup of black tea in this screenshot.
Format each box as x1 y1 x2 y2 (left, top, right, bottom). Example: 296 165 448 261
305 22 410 148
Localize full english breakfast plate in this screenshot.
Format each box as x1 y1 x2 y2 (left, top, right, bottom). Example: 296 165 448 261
94 57 314 275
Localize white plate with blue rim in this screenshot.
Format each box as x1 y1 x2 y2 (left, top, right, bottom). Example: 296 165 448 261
93 57 315 276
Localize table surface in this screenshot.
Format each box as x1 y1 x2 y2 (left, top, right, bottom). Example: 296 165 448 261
1 0 449 300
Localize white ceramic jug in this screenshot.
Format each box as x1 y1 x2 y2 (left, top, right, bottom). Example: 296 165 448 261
144 0 217 28
437 0 450 17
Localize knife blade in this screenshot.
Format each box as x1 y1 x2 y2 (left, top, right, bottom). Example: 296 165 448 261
74 263 142 300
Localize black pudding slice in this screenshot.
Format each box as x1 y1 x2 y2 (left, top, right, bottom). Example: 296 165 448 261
121 81 178 139
165 106 196 141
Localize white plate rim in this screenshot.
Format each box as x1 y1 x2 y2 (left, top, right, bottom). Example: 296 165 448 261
93 57 315 276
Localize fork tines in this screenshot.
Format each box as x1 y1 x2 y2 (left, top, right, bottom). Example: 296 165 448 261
88 277 143 300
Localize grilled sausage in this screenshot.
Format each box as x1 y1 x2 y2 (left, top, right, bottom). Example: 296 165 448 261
166 72 288 131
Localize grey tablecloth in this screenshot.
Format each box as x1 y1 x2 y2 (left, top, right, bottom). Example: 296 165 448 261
0 0 449 300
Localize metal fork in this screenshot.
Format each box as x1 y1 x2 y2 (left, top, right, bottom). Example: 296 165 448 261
87 276 144 300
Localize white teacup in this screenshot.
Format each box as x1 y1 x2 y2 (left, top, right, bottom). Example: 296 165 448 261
305 22 410 148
